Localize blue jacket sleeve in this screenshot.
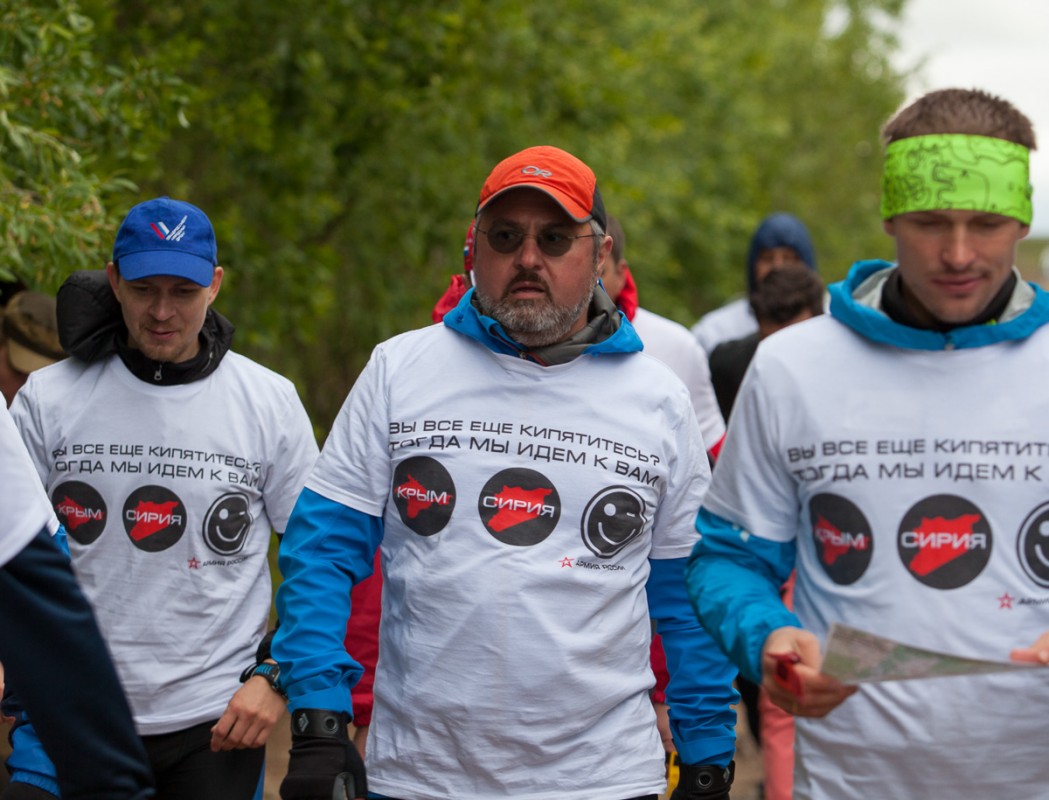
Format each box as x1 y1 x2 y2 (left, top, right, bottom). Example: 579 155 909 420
646 556 737 768
685 508 800 684
272 488 383 713
5 715 60 795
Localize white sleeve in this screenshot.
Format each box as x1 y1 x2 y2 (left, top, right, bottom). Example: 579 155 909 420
649 387 711 559
307 346 392 516
680 338 726 448
0 403 58 567
703 352 801 542
260 382 320 533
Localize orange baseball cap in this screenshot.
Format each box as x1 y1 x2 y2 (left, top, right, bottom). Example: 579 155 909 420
477 145 606 230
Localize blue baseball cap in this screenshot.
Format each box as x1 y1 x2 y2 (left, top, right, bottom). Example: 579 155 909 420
112 197 217 286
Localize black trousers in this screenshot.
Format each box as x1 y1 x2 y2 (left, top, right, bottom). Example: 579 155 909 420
141 721 264 800
0 529 154 799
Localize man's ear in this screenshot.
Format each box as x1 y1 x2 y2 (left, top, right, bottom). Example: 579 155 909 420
105 262 120 294
207 267 224 305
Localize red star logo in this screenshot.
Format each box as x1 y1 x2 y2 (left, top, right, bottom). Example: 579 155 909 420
188 557 200 570
559 556 574 568
998 592 1014 609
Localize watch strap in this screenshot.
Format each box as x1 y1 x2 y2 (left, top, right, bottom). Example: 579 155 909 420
239 661 286 698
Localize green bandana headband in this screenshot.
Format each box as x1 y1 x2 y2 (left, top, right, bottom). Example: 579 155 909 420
881 133 1032 224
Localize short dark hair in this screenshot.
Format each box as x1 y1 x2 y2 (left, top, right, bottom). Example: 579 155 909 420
749 263 824 325
882 88 1036 150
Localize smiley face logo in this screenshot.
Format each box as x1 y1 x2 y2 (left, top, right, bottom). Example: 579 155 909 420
581 486 648 558
203 492 253 555
1017 502 1049 588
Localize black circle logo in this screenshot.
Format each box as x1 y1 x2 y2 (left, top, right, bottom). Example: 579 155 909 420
122 485 187 552
392 456 456 536
1017 502 1049 588
581 486 648 558
51 481 107 545
897 494 991 589
809 493 873 585
478 468 560 546
203 492 253 555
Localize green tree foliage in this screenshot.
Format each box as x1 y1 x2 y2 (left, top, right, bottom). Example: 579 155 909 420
0 1 186 287
10 0 909 428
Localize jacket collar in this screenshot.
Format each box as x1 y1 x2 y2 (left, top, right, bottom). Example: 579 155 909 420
442 285 642 364
829 259 1049 350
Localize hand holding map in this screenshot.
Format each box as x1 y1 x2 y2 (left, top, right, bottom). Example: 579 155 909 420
819 623 1045 684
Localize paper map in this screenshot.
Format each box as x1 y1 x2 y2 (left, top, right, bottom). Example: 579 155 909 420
819 623 1041 684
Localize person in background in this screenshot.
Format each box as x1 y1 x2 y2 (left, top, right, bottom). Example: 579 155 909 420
0 292 65 407
6 197 318 799
273 145 738 800
687 88 1049 799
690 213 817 356
708 263 824 422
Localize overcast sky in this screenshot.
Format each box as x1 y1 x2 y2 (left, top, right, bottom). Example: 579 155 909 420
889 0 1049 235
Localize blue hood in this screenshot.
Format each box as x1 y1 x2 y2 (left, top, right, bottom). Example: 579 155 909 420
746 212 818 291
442 287 643 358
829 259 1049 350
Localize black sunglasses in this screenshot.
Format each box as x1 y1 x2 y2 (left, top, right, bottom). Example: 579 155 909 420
475 225 600 257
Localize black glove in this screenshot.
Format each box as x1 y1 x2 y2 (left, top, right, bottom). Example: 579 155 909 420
280 709 367 800
670 760 735 800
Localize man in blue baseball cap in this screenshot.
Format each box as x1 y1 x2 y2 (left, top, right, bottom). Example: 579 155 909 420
4 197 319 800
106 196 223 370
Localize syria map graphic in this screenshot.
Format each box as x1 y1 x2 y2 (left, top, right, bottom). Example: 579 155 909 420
122 485 188 552
478 468 561 546
897 494 991 589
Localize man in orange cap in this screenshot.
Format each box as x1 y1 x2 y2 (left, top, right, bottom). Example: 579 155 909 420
272 146 737 800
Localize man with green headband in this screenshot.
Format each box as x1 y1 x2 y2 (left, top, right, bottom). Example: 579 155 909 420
685 87 1049 798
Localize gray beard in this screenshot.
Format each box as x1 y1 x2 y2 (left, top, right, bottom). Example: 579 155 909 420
476 281 596 348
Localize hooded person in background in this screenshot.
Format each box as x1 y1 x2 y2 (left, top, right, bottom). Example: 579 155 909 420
690 213 818 356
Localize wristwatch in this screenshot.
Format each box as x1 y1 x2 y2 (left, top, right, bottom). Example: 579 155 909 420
239 661 286 698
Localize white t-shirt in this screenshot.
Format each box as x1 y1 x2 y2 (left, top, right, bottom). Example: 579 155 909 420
690 297 757 356
705 314 1049 799
0 404 58 568
11 353 318 734
633 306 725 449
309 323 710 800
